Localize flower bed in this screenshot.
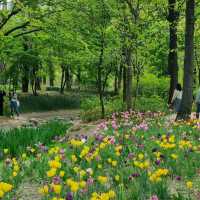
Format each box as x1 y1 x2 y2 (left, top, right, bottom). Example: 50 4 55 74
1 112 200 200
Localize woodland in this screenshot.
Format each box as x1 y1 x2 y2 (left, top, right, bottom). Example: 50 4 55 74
1 1 200 200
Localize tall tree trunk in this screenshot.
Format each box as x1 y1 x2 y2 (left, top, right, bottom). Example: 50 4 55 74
133 72 140 109
49 61 55 87
65 66 71 90
97 37 105 119
22 42 29 93
114 68 119 94
126 48 133 110
176 0 195 120
36 77 41 90
118 64 123 91
123 66 127 103
22 75 29 93
168 0 179 104
60 65 66 94
77 66 81 90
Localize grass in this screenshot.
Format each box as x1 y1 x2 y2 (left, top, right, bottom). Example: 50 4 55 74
0 120 71 157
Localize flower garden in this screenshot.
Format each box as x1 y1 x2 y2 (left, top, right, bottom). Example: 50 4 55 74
1 112 200 200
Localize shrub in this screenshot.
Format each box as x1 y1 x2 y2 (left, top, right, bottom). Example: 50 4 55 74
46 86 61 92
134 73 169 99
134 95 168 113
18 94 80 113
3 96 10 116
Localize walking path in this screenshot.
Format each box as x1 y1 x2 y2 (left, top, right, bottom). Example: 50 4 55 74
0 109 80 129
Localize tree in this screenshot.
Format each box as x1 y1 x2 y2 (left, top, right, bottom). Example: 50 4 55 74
167 0 179 104
177 0 195 120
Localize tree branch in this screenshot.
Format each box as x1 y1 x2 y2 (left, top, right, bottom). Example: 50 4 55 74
4 21 30 36
13 28 42 38
0 5 21 29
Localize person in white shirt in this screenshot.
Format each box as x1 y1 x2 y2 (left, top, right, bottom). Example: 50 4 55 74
171 83 183 113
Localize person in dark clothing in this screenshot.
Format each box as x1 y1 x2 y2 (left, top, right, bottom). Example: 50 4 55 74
0 90 6 116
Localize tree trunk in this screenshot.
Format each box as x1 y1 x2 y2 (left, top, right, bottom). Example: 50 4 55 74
126 65 133 110
60 65 66 94
65 66 71 90
133 73 140 109
176 0 195 120
126 48 133 110
97 38 105 119
22 76 29 93
118 64 123 91
49 61 55 87
114 68 119 94
35 77 41 90
123 66 127 103
168 0 179 104
77 66 81 90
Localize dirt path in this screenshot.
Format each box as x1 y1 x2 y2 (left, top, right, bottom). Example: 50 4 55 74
0 109 80 129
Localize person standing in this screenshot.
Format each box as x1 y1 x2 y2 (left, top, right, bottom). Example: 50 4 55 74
171 83 183 113
0 90 6 116
195 88 200 119
10 93 20 118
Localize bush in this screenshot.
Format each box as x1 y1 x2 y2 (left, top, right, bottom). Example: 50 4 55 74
134 95 168 113
134 73 169 99
3 96 10 116
46 86 61 92
0 120 71 157
19 94 80 113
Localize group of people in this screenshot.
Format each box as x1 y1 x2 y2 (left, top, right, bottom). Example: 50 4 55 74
170 83 200 119
0 90 20 118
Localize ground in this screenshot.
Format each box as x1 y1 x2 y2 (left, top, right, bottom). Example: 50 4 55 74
0 109 80 129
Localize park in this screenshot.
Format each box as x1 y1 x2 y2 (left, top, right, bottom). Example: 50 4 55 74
0 0 200 199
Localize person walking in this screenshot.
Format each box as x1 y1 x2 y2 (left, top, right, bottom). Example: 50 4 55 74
10 93 20 118
171 83 183 113
195 88 200 119
0 90 6 116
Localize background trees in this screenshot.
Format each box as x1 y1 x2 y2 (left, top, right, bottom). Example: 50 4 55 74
0 0 198 119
